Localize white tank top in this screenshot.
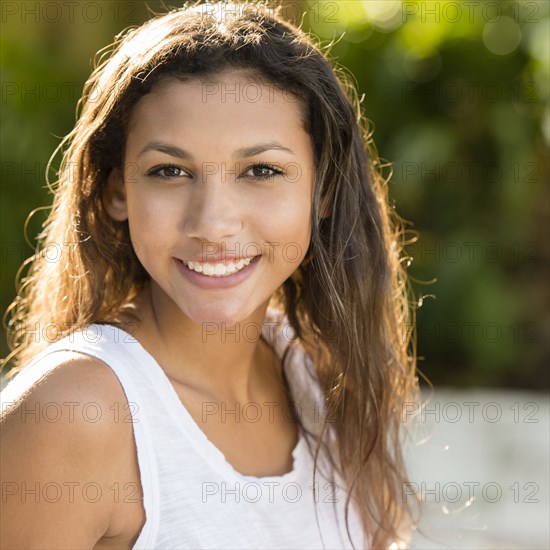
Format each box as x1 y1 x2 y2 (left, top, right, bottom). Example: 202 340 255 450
1 309 368 549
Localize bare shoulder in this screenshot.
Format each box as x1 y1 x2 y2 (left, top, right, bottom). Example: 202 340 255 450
1 352 141 548
2 352 133 441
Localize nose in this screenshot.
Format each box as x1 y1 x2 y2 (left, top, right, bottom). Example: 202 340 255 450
182 173 243 242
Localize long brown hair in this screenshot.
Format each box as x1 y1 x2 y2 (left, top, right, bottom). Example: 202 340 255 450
2 1 420 547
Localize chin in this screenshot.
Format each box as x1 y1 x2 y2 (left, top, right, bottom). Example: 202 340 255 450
184 303 257 328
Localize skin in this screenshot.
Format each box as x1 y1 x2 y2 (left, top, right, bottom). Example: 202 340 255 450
104 69 315 405
1 69 318 549
0 356 145 548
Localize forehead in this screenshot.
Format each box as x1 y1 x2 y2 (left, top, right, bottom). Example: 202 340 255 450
126 70 308 142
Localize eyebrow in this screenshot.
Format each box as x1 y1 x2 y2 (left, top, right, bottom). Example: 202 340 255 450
234 142 295 158
137 140 295 159
138 142 192 160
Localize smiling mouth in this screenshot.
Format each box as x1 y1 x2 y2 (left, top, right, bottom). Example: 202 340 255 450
177 256 260 277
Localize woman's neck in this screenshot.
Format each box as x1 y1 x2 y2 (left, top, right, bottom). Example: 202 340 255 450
121 281 283 405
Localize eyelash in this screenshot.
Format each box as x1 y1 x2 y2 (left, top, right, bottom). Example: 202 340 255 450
146 163 284 181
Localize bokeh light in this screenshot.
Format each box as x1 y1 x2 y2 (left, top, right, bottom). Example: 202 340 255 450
482 16 522 55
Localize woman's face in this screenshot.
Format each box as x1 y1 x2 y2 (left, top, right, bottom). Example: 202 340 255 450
105 70 315 325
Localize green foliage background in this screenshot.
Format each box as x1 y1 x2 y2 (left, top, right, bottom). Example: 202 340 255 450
1 0 548 388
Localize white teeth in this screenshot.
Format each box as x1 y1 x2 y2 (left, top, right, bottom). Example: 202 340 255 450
214 264 226 275
183 257 256 277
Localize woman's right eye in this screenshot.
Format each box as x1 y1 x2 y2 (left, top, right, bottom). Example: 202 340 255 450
146 165 189 179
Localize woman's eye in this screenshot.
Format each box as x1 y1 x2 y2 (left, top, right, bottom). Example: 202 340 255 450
147 165 189 179
245 163 283 180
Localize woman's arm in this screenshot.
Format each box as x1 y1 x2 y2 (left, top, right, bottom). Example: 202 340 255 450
1 355 132 548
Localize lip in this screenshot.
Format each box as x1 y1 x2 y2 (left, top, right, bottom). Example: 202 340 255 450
175 255 261 289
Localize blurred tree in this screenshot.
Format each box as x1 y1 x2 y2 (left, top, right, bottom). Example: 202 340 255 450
1 0 548 389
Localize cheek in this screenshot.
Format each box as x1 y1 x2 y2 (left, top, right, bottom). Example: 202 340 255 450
261 193 312 269
125 188 176 259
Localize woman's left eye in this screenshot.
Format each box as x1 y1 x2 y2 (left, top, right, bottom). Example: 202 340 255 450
244 164 283 180
147 165 188 179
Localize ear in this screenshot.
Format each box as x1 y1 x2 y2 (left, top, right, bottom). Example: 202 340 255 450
103 168 128 222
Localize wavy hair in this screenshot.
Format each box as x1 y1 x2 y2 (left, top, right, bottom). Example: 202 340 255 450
2 2 420 547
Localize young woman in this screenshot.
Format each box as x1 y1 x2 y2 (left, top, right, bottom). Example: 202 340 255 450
1 2 419 548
